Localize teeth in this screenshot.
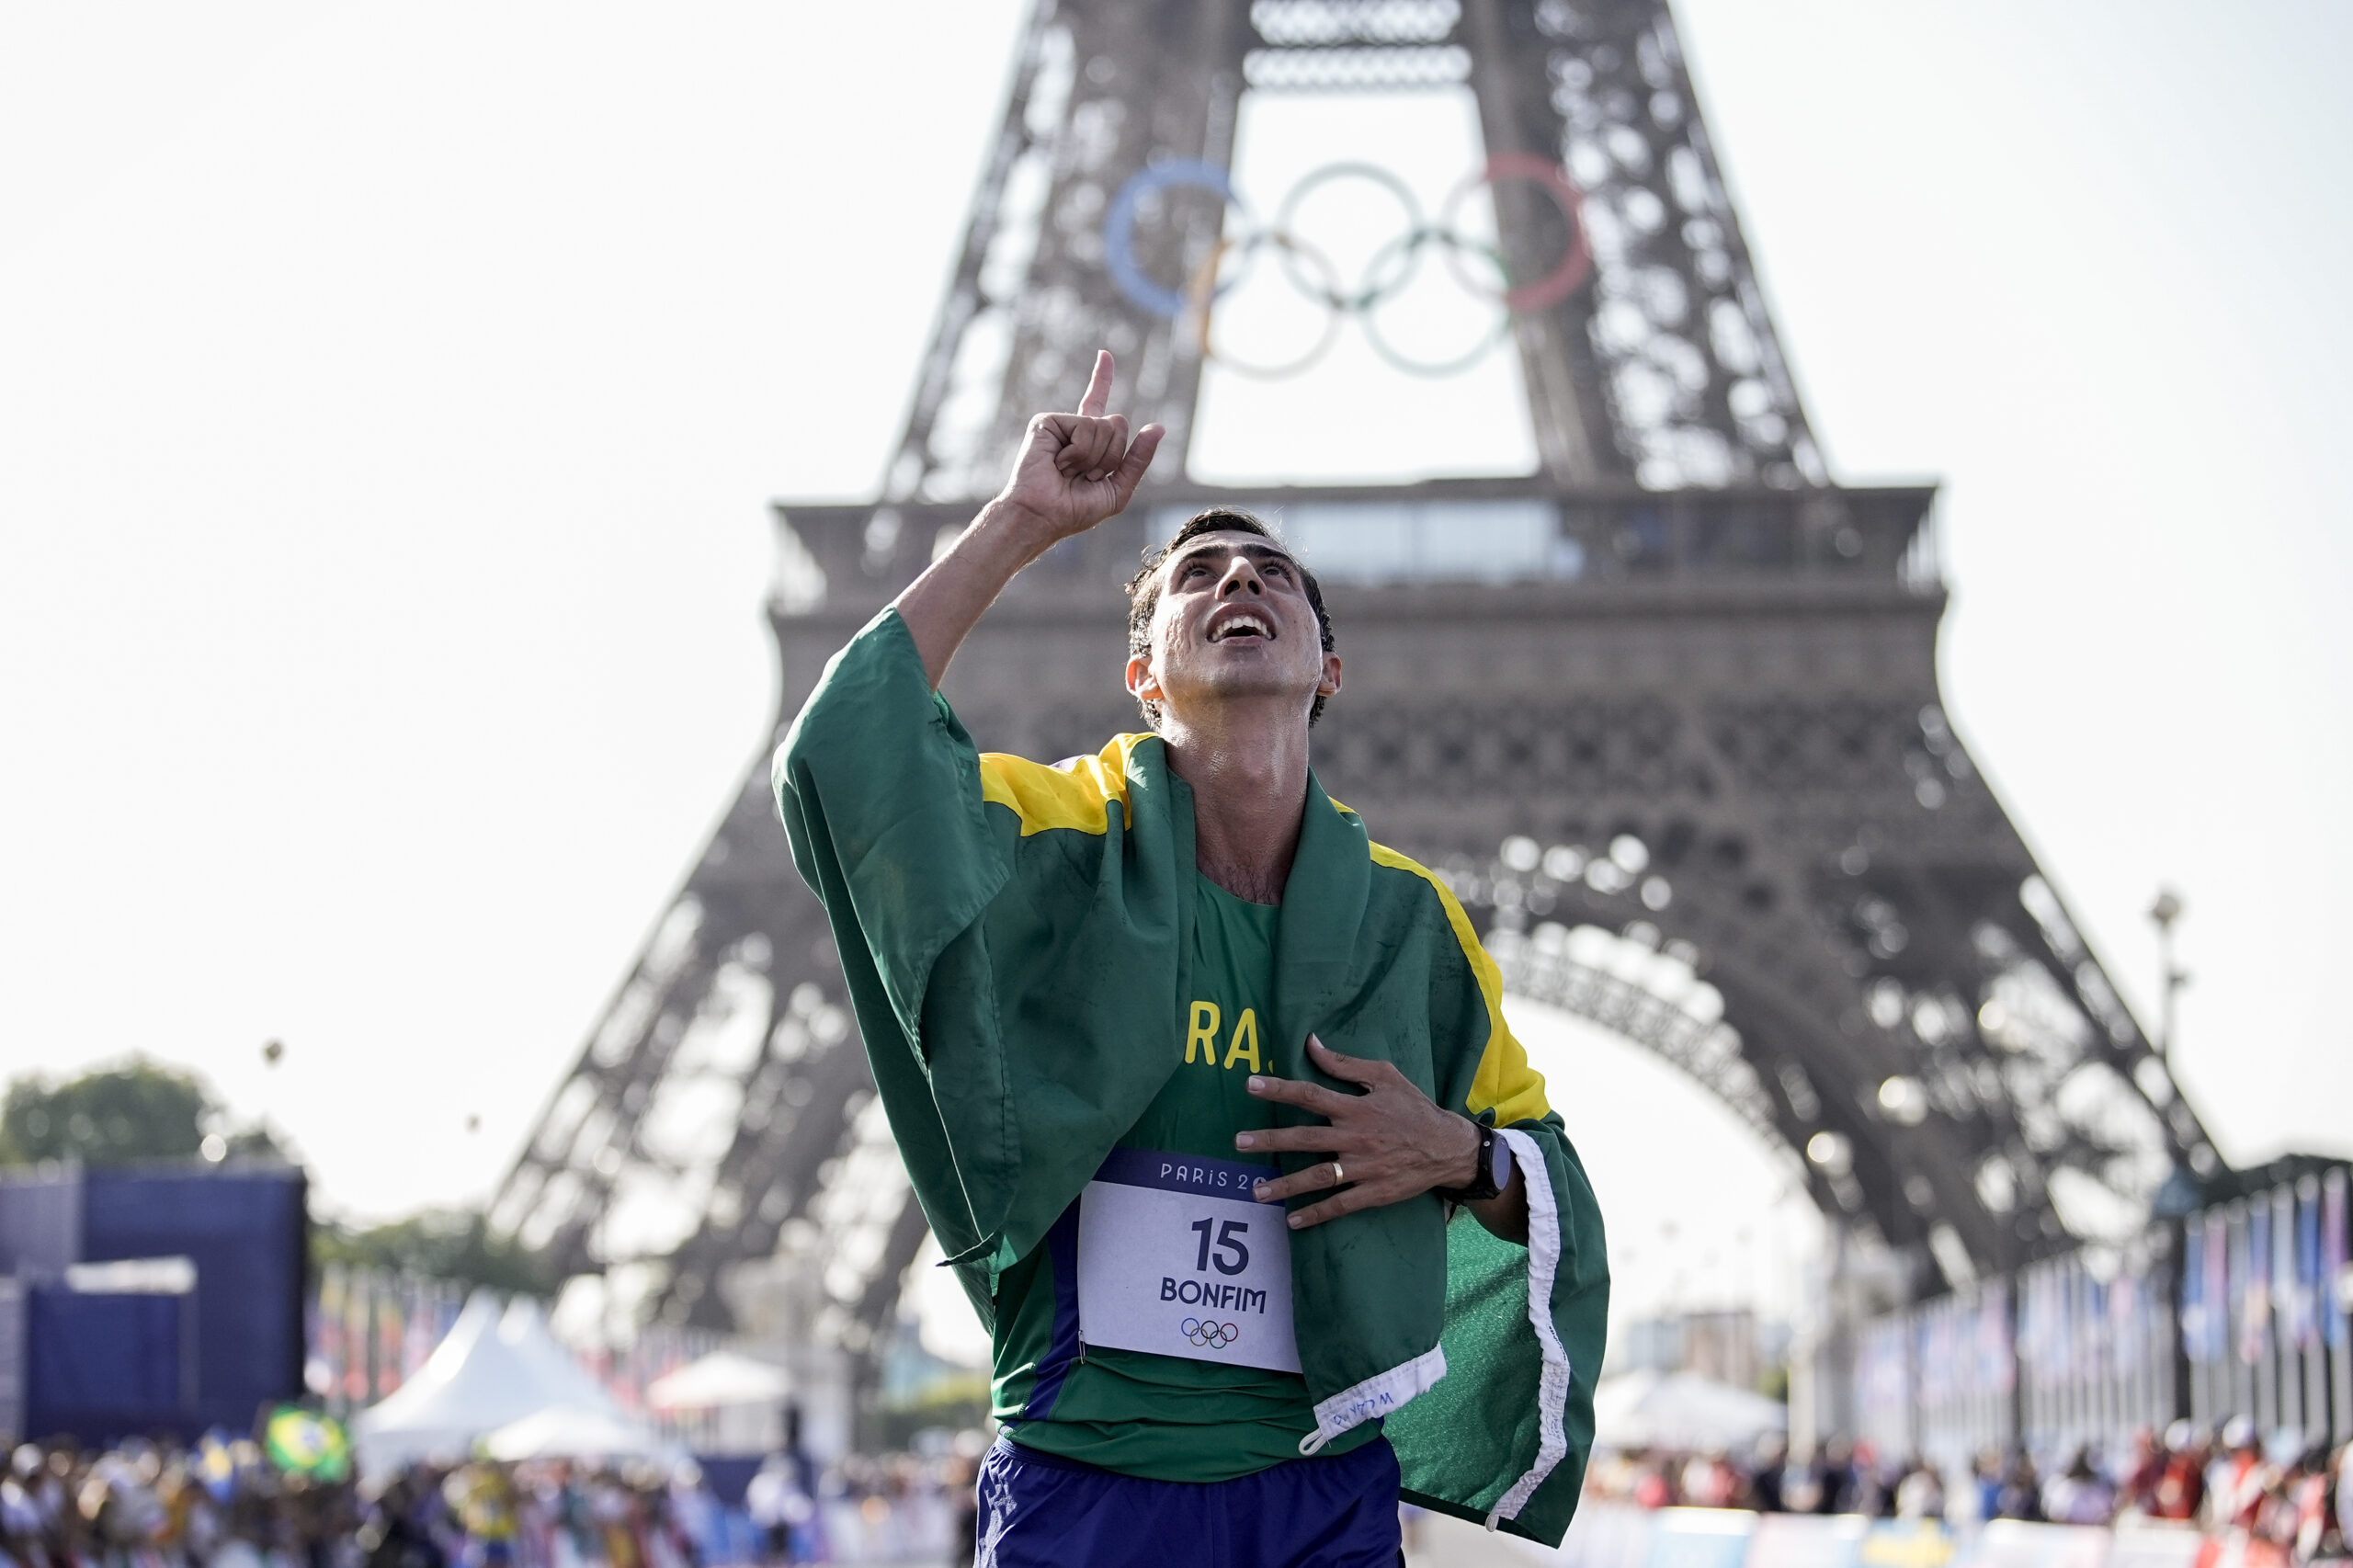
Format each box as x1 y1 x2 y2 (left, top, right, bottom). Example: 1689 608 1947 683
1215 614 1269 641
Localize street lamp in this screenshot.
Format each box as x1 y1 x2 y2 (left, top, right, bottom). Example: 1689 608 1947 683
2146 889 2188 1059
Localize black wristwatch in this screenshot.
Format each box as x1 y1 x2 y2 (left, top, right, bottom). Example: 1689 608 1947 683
1437 1117 1511 1203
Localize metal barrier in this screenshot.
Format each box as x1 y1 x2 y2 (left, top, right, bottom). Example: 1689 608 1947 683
1541 1506 2207 1568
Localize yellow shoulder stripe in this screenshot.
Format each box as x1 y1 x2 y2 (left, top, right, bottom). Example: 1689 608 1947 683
1369 841 1552 1126
977 734 1146 837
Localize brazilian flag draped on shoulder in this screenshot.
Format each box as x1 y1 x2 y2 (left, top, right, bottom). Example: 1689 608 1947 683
775 608 1609 1546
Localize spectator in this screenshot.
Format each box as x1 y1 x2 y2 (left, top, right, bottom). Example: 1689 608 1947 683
743 1451 812 1563
1680 1450 1743 1510
359 1471 447 1568
2043 1447 2117 1526
1995 1450 2045 1521
1844 1440 1891 1517
2287 1445 2333 1564
445 1460 519 1568
1813 1438 1857 1516
1747 1437 1787 1514
1965 1448 2005 1526
2150 1423 2210 1522
1893 1456 1944 1521
2210 1418 2270 1532
2336 1442 2352 1557
664 1461 721 1568
2118 1428 2164 1517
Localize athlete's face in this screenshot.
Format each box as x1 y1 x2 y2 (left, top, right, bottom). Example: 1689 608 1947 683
1126 530 1341 728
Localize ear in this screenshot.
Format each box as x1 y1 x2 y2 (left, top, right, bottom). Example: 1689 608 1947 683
1126 650 1164 707
1316 652 1343 700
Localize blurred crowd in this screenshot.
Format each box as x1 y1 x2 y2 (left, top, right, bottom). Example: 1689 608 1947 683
0 1436 983 1568
15 1420 2353 1566
1587 1420 2353 1560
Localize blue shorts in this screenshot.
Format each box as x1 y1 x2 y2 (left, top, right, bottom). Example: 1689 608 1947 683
974 1433 1403 1567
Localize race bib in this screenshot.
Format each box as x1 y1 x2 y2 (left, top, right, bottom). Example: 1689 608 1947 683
1074 1149 1301 1374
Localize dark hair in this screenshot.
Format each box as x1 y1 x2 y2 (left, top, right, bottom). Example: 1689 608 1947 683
1123 508 1336 729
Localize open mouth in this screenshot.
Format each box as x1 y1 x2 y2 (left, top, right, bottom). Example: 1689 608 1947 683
1207 609 1274 643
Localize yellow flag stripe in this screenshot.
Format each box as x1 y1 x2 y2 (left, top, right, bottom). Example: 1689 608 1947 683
977 734 1147 836
1369 842 1552 1126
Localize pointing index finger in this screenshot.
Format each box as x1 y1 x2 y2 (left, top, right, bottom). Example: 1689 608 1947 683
1077 349 1115 416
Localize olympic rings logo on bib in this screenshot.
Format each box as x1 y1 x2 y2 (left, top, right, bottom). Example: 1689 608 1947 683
1101 154 1592 381
1181 1318 1241 1350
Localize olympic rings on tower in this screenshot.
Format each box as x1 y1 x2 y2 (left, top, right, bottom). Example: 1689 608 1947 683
1105 160 1243 321
1100 154 1592 381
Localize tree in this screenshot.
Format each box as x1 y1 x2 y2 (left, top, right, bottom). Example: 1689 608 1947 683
4 1060 202 1165
0 1058 290 1167
311 1208 551 1296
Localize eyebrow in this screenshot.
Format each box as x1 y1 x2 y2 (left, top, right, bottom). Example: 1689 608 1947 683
1166 540 1301 577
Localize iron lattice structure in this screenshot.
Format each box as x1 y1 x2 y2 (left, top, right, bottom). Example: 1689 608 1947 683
491 0 2218 1340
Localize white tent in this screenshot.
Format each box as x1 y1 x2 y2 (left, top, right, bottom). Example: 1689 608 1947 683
353 1290 628 1471
484 1403 675 1462
646 1350 793 1412
1592 1369 1788 1452
496 1297 627 1415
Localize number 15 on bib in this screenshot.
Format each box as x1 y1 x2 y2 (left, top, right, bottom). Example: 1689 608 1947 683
1074 1149 1302 1374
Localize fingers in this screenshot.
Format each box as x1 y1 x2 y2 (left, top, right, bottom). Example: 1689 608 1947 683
1233 1125 1347 1155
1245 1074 1354 1117
1284 1184 1379 1231
1051 415 1130 483
1247 1156 1350 1207
1108 423 1165 503
1305 1034 1392 1086
1245 1157 1413 1227
1087 416 1129 481
1076 349 1115 416
1049 415 1089 474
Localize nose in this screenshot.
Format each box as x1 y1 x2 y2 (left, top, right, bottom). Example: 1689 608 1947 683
1216 556 1265 597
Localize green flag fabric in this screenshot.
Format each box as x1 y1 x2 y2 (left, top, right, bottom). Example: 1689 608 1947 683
775 608 1608 1545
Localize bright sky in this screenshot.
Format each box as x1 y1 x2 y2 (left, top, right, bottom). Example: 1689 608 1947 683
4 3 2346 1346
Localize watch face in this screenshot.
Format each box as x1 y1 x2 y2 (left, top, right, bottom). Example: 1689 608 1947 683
1489 1137 1511 1188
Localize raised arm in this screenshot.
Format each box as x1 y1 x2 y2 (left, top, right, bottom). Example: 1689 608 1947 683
894 349 1165 688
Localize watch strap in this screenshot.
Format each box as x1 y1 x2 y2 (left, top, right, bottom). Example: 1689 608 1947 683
1437 1118 1505 1203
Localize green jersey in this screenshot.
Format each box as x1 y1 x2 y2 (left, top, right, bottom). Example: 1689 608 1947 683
994 877 1381 1481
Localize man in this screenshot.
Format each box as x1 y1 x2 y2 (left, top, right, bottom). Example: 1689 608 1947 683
777 352 1607 1564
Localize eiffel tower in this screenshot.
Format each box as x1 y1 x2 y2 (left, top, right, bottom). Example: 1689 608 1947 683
490 0 2219 1349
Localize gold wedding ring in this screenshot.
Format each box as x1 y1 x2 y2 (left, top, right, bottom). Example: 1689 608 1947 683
1330 1161 1346 1186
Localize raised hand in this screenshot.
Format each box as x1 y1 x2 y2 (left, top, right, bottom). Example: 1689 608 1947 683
995 350 1165 540
892 349 1168 688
